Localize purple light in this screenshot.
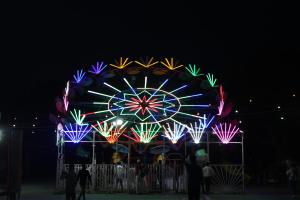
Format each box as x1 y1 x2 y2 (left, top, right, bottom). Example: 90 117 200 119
212 123 240 144
73 69 86 83
88 61 107 75
63 123 92 143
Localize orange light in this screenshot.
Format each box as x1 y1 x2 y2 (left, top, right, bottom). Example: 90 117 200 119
134 57 158 68
160 58 183 70
110 57 133 69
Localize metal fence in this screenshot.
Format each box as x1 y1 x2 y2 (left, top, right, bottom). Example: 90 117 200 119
56 163 243 194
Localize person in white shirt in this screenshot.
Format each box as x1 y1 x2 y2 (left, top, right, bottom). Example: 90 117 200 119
202 162 214 194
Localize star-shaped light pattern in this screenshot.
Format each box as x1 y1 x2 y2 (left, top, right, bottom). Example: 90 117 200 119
86 76 211 125
163 122 186 144
212 123 240 144
63 124 92 143
187 115 215 144
124 123 161 143
125 95 163 115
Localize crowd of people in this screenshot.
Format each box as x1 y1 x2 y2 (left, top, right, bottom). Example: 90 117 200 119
61 157 298 200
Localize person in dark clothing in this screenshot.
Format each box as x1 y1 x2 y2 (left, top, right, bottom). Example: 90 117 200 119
61 164 77 200
286 162 298 198
77 164 92 200
185 153 203 200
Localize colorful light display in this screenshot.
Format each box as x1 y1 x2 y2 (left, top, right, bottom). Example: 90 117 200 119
187 115 215 144
88 61 107 74
124 123 161 143
57 57 240 147
163 122 186 144
73 69 85 83
63 123 92 143
206 73 218 87
185 64 204 77
212 123 240 144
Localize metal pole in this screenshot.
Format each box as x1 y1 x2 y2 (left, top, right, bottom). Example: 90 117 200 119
242 133 245 193
207 131 210 162
92 130 96 190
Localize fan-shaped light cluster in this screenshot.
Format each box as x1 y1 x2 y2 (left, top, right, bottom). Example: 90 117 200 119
63 124 92 143
124 123 161 143
187 115 215 144
212 123 240 144
70 109 86 125
73 69 85 83
92 121 128 143
163 122 186 144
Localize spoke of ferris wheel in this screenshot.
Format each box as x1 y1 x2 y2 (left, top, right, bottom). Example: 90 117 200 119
165 93 203 102
88 90 124 101
170 85 188 94
144 76 147 89
154 106 206 119
93 102 109 105
84 108 119 116
146 107 162 127
123 78 142 101
169 117 189 128
147 79 169 102
104 82 122 93
102 116 117 123
181 104 210 107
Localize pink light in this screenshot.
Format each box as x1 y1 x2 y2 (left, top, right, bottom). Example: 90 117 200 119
217 100 224 116
125 95 163 115
211 123 240 144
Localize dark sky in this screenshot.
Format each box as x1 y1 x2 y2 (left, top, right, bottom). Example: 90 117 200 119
1 1 300 177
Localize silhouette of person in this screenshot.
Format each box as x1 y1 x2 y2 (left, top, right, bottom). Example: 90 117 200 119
286 161 298 198
77 164 92 200
185 153 203 200
61 164 77 200
115 162 124 192
202 162 214 194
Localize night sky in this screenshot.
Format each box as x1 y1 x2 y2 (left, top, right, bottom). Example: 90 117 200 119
1 1 299 180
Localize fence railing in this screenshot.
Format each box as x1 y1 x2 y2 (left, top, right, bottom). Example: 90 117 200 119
56 163 243 194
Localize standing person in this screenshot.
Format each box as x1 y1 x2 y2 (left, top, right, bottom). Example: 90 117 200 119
286 161 298 198
185 153 203 200
77 164 92 200
202 162 214 194
115 162 124 192
60 164 77 200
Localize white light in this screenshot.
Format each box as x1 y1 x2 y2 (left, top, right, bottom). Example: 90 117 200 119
235 110 239 113
277 106 281 109
249 99 253 103
13 124 16 127
116 119 123 126
280 117 284 120
33 124 36 127
35 117 38 120
14 117 17 120
239 120 242 124
293 94 296 97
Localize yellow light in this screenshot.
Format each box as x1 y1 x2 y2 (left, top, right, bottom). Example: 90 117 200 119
109 57 133 69
160 58 184 70
134 57 158 68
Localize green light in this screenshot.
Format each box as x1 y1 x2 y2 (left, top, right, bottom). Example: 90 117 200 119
131 123 161 143
185 64 204 77
206 73 218 87
70 109 86 125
